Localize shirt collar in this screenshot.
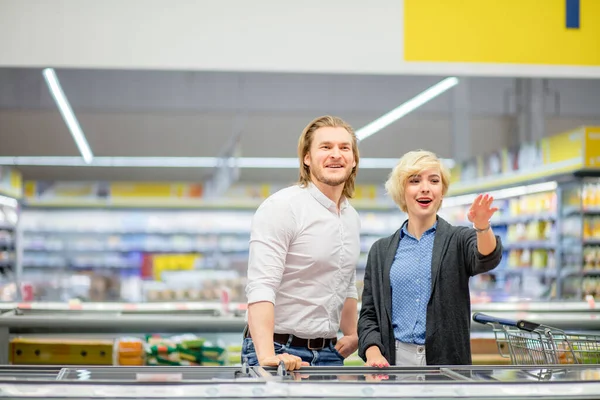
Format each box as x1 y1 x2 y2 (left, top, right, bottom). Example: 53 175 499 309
400 219 437 239
306 182 348 212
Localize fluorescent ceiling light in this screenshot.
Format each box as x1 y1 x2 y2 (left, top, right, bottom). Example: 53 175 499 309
356 77 460 141
42 68 94 164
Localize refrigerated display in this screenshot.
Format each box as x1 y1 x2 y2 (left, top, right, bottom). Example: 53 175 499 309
0 302 599 367
0 364 599 399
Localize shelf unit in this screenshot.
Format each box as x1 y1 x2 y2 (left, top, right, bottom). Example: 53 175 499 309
0 194 19 301
18 207 406 303
440 173 600 302
440 185 558 301
16 176 600 303
558 178 600 300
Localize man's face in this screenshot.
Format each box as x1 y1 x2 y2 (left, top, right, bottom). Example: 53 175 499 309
304 126 356 189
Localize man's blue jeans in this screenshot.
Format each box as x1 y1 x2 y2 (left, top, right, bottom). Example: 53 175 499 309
241 337 345 366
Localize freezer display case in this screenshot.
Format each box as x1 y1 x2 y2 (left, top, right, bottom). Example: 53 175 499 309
0 365 599 399
0 302 599 367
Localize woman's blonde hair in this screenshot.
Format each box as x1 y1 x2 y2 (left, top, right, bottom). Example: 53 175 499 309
297 115 360 199
385 150 451 212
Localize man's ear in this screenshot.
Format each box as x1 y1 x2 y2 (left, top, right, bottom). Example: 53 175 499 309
304 153 311 167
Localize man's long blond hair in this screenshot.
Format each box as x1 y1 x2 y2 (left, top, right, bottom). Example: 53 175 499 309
297 115 360 199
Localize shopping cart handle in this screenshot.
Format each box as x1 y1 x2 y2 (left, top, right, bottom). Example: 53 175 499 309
472 313 541 332
472 312 519 327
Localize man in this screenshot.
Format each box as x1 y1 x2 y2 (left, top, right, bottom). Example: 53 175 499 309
242 115 361 371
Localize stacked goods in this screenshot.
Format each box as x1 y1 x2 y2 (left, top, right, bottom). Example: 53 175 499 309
145 334 227 366
115 337 145 365
10 338 113 365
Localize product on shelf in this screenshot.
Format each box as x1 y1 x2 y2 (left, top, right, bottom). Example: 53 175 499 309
508 192 556 215
583 246 600 270
10 338 114 365
582 182 600 209
145 334 227 366
582 277 600 299
583 216 600 240
115 337 145 366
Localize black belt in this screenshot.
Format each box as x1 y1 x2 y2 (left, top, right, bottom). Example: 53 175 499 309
244 326 337 350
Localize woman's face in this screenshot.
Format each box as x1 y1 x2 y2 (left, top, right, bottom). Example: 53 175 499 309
404 167 443 219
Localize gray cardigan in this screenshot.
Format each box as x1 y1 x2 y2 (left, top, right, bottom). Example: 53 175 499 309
358 216 503 365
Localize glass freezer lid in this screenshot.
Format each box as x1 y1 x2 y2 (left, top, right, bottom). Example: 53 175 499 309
57 366 253 382
50 365 600 384
0 366 62 381
259 366 467 382
451 366 600 382
259 365 600 383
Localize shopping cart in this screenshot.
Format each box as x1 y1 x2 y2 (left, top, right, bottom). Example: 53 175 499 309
473 312 600 365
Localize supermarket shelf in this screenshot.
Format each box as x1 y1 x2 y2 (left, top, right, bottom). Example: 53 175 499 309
0 241 14 249
503 241 556 250
564 207 600 216
558 268 600 277
2 300 598 314
22 263 139 270
0 223 14 231
581 269 600 275
23 247 249 254
493 213 556 225
491 268 558 278
22 229 252 236
470 301 599 312
0 311 246 334
25 197 400 211
11 301 230 313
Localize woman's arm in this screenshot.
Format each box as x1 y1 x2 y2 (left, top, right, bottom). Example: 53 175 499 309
358 245 388 365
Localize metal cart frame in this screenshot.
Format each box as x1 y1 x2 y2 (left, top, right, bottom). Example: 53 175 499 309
473 312 600 365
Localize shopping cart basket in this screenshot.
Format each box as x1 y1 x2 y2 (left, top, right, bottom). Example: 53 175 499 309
473 312 600 365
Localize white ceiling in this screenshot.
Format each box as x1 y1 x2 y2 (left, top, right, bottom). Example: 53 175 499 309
1 68 599 185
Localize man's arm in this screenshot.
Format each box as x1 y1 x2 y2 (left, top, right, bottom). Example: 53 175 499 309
248 301 304 370
340 297 358 337
247 301 276 363
335 288 359 358
245 199 304 370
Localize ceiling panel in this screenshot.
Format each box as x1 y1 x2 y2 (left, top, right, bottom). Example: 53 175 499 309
1 68 599 185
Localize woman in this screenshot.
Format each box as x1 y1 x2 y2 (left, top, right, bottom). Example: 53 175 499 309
357 150 503 366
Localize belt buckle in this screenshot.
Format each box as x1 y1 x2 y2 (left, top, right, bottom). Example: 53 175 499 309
307 337 325 350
